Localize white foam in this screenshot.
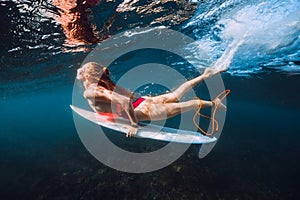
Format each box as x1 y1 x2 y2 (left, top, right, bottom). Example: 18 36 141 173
220 0 300 51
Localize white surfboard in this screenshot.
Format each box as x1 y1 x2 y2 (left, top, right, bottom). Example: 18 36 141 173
70 105 217 144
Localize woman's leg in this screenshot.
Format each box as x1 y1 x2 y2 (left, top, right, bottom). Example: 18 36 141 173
151 75 206 104
135 99 213 121
151 67 224 104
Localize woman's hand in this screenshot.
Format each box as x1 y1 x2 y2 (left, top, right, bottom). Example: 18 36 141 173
126 123 139 138
126 124 139 138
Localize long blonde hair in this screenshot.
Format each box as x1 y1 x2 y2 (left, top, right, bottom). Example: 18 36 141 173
80 62 133 97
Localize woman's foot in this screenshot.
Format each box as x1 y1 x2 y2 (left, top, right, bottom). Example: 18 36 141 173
203 67 226 79
213 98 227 111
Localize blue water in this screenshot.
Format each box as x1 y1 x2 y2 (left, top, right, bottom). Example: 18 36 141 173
1 0 300 199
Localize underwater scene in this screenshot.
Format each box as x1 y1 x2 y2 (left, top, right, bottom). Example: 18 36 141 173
1 0 300 199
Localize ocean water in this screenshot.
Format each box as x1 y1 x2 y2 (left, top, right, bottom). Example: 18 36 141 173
1 0 300 199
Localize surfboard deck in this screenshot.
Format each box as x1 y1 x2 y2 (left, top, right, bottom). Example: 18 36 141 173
70 105 217 144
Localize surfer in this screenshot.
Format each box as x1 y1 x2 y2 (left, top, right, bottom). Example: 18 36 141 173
77 62 226 137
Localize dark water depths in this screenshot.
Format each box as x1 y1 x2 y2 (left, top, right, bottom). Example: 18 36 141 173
1 0 300 199
1 74 300 199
